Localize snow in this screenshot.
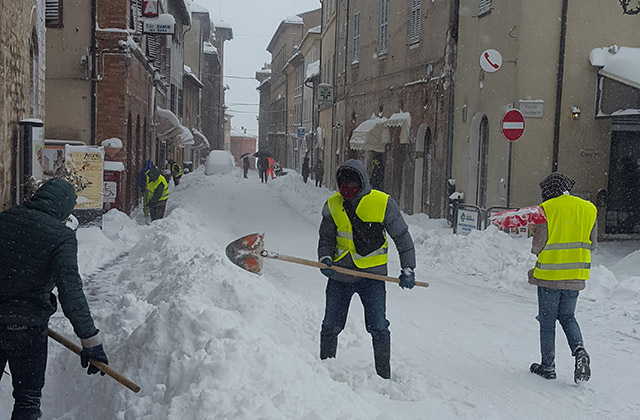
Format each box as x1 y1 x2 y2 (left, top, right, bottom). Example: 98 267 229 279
589 46 640 89
2 168 640 419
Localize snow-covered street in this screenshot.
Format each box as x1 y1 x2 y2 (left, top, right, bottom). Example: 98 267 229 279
3 167 640 419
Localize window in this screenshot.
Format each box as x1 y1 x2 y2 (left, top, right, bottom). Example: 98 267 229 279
130 0 143 33
410 0 421 44
479 0 492 16
379 0 389 53
45 0 63 28
353 12 360 62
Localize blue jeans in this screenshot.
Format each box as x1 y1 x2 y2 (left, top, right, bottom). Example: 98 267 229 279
536 286 584 369
321 278 390 342
0 325 48 420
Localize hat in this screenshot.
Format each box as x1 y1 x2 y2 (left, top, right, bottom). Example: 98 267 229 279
336 167 361 187
539 172 575 201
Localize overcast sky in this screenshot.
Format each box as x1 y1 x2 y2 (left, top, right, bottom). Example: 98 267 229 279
194 0 321 138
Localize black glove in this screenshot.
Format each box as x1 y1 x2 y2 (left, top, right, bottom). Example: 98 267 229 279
399 268 415 289
319 256 334 278
80 344 109 376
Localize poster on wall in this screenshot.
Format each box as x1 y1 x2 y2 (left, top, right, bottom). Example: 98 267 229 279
43 139 86 179
64 145 104 210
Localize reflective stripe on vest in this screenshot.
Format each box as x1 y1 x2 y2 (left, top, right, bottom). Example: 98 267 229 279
327 190 389 268
147 175 169 202
533 195 597 281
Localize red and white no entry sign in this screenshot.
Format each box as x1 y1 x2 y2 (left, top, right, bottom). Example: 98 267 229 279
501 109 525 142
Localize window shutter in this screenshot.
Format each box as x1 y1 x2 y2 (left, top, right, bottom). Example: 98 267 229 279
410 0 421 43
479 0 492 16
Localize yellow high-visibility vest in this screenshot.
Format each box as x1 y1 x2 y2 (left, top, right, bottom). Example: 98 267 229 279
327 190 389 268
146 174 169 202
533 194 597 281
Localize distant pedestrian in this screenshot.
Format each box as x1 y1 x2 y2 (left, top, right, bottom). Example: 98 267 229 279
302 154 310 183
167 159 183 186
138 160 155 216
314 159 324 187
370 154 385 190
242 156 250 178
258 156 269 183
145 167 169 221
0 178 109 419
267 157 276 180
528 172 596 383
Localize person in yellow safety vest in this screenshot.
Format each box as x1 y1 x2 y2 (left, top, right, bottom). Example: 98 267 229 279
528 172 597 383
167 159 183 186
145 167 169 221
316 159 416 379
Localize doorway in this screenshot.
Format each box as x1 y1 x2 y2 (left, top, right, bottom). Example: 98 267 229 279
605 129 640 234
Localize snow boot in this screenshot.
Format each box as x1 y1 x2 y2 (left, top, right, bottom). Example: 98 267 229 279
574 347 591 383
373 339 391 379
530 363 557 379
320 334 337 360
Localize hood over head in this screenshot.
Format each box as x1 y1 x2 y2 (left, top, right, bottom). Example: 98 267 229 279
24 178 77 221
143 160 155 171
336 159 371 200
147 167 161 182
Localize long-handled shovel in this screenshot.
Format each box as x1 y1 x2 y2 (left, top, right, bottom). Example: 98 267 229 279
48 329 141 393
225 233 429 288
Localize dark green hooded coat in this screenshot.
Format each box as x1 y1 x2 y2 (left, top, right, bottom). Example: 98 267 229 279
0 178 98 339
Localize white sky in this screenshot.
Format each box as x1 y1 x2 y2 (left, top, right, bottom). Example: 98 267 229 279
194 0 322 137
2 165 640 419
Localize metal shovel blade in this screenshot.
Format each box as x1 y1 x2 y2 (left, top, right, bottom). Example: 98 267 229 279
225 233 265 274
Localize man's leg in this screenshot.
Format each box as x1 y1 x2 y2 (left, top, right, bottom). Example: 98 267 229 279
536 286 561 370
358 279 391 378
320 279 353 359
8 327 48 420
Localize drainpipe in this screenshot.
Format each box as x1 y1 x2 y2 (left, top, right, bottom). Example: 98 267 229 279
552 0 569 172
445 0 460 216
90 0 97 145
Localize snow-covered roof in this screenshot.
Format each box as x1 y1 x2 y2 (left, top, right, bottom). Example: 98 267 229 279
203 41 217 55
189 2 209 14
213 19 232 29
183 65 204 87
284 15 304 24
306 60 320 80
309 25 321 34
589 46 640 90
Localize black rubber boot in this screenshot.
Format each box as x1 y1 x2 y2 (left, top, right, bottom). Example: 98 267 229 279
530 363 557 379
320 334 338 360
373 339 391 379
574 347 591 383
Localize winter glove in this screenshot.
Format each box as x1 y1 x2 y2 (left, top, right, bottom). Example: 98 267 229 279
80 344 109 376
319 256 334 278
399 268 415 289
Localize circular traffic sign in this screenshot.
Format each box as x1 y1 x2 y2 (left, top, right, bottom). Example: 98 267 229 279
501 109 525 142
480 49 502 73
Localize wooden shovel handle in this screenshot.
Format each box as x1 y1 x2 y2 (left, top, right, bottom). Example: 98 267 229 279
48 329 141 393
265 252 429 288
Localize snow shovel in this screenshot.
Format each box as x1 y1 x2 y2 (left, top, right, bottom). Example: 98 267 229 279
225 233 429 288
48 329 141 393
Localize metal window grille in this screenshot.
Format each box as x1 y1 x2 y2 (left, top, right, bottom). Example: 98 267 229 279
45 0 63 28
479 0 492 16
380 0 388 53
410 0 421 43
353 12 360 62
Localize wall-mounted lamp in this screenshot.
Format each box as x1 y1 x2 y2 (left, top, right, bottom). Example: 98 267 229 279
571 106 581 120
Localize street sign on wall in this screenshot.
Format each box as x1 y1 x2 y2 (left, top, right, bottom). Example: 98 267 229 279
501 109 525 142
480 49 503 73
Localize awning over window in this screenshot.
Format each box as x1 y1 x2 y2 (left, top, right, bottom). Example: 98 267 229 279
349 117 389 152
590 46 640 89
192 129 210 150
589 47 640 117
383 112 411 144
156 107 195 147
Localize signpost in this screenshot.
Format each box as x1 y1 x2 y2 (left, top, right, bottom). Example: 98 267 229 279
501 109 525 142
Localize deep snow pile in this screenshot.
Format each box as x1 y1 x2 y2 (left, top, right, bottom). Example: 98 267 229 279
2 167 639 419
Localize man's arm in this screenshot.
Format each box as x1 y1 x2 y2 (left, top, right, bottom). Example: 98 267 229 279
531 222 548 255
317 202 337 260
383 197 416 269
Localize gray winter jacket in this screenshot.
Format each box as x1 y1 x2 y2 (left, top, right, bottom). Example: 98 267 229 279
317 159 416 282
